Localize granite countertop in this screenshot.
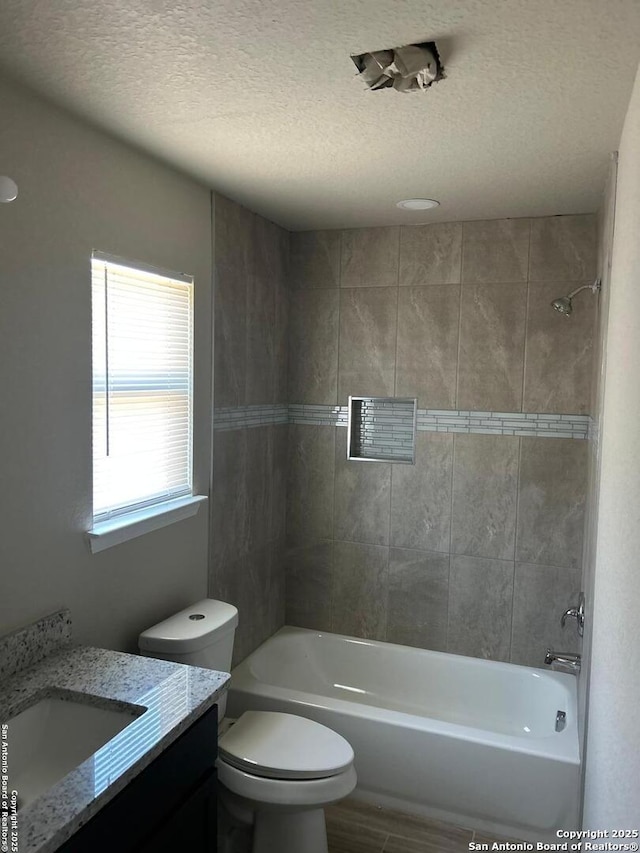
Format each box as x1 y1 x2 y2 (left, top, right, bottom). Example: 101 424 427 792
0 642 229 853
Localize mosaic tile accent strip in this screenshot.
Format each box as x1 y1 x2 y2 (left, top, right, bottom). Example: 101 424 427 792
214 404 288 431
348 397 416 462
290 405 589 439
0 609 72 682
216 404 589 439
288 404 348 427
416 410 590 439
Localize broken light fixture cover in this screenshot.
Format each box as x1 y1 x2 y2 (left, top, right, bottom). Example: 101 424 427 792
351 41 445 93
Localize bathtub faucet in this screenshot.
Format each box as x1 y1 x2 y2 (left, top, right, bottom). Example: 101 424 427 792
544 650 581 675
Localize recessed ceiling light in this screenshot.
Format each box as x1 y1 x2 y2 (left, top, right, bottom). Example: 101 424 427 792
0 176 18 203
396 198 439 210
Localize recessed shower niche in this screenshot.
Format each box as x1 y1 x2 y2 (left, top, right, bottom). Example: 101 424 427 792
347 396 417 464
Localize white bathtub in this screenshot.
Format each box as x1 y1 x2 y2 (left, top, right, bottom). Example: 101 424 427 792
228 626 580 841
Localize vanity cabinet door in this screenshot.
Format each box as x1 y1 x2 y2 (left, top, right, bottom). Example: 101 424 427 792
56 704 217 853
137 771 217 853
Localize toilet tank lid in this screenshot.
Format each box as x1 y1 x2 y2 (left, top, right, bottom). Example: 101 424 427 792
138 599 239 654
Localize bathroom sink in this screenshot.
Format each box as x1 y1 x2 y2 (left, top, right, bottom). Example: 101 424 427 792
5 695 143 809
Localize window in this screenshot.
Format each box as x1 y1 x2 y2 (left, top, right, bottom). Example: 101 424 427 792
88 252 204 552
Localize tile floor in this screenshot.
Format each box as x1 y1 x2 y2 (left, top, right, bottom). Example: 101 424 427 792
326 797 523 853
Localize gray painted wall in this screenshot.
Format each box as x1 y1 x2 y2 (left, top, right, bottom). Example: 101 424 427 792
285 217 596 665
0 75 213 651
583 61 640 828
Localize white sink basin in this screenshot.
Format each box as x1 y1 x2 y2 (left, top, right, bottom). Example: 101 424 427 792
5 696 142 809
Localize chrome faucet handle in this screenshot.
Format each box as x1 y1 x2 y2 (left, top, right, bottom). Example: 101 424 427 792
560 592 585 637
561 607 579 626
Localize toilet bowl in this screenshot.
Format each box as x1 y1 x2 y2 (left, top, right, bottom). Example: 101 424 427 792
218 711 356 853
139 600 356 853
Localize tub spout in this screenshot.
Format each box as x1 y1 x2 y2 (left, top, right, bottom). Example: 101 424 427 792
545 650 581 675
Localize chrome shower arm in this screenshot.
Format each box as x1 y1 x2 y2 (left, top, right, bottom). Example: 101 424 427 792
566 279 601 300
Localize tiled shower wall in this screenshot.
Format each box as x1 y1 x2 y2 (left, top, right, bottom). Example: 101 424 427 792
286 216 596 667
209 194 289 665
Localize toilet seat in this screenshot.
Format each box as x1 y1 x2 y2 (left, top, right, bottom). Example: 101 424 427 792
217 757 358 808
219 711 354 780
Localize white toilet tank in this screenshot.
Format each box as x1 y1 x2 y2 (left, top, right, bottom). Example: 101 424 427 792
138 599 238 719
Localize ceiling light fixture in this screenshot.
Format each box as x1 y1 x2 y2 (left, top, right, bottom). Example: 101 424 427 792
0 176 18 203
396 198 440 210
352 41 445 93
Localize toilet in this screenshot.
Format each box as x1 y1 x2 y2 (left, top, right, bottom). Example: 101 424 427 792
138 599 356 853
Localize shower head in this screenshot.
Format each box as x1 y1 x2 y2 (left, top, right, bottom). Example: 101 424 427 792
551 295 573 315
551 279 601 316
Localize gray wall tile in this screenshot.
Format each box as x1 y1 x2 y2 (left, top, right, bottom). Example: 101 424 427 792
211 198 288 665
208 551 248 665
457 283 527 411
511 562 582 668
269 538 286 633
334 428 391 546
209 543 277 665
451 434 519 560
287 424 335 540
524 282 596 415
341 227 399 288
290 230 341 289
338 287 398 403
242 544 275 657
462 218 530 284
289 289 339 404
214 263 246 408
448 555 514 661
390 432 453 553
275 213 593 665
517 437 587 568
395 285 460 408
269 424 288 542
245 426 272 552
332 541 389 640
214 193 253 274
285 539 333 631
387 548 449 650
212 429 247 567
246 270 275 404
273 259 289 405
399 222 462 286
529 214 596 282
255 214 288 285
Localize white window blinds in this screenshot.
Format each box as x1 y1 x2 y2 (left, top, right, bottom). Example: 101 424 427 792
91 252 194 520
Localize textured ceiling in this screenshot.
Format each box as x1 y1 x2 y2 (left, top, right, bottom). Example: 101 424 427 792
1 0 639 230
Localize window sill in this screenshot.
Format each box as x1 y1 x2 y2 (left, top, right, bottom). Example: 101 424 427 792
87 495 208 554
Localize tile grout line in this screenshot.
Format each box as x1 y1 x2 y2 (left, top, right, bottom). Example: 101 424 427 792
387 227 402 573
510 435 524 663
521 219 532 413
446 431 456 654
328 532 336 637
393 225 401 398
454 225 465 408
336 228 344 408
330 420 338 635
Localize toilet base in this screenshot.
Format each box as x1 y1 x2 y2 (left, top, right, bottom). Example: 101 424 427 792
253 807 328 853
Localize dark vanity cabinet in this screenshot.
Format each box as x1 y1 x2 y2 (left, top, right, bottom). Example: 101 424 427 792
57 704 218 853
